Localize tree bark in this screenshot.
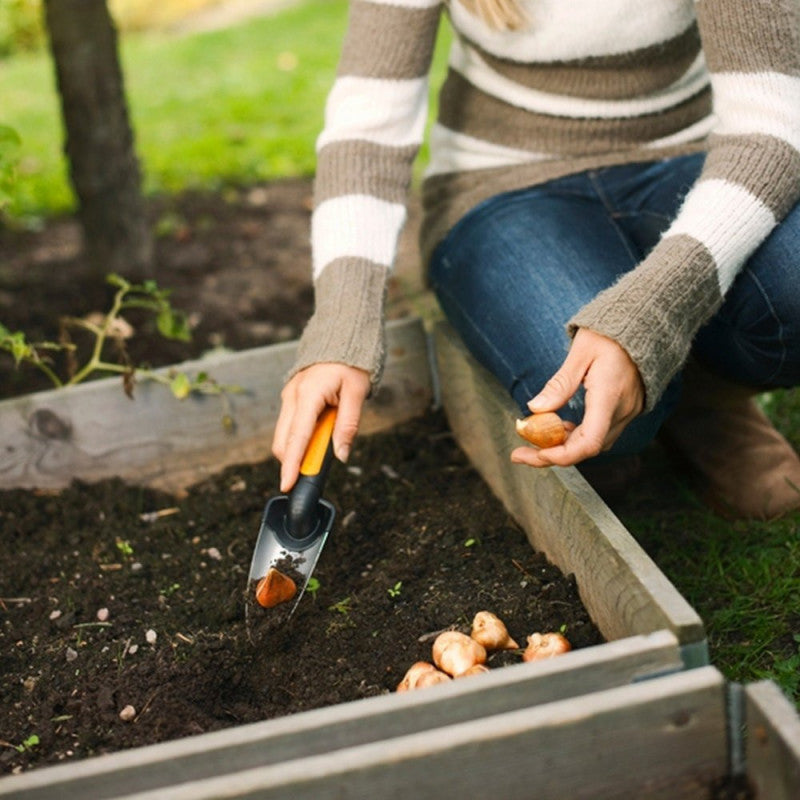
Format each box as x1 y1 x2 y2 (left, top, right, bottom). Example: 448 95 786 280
43 0 152 279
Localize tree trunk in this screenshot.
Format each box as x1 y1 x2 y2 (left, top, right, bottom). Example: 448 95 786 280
43 0 152 279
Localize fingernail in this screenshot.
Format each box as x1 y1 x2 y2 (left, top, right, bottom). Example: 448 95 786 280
528 394 546 412
335 442 350 463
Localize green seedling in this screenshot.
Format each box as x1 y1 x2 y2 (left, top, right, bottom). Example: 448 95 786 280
306 577 321 598
328 596 351 614
387 581 403 599
14 734 39 754
0 273 241 411
464 538 477 548
116 538 134 558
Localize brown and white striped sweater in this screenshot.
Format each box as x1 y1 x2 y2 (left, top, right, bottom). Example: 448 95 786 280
294 0 800 409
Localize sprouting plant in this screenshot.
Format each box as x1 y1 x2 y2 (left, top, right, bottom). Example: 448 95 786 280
115 538 134 558
14 734 39 754
328 596 351 615
464 537 477 548
387 581 403 599
306 577 321 598
0 273 240 409
160 582 180 598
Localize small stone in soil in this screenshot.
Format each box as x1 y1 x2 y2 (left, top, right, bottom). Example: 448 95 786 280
119 705 136 722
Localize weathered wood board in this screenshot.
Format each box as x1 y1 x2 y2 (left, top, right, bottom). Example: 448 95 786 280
0 642 709 800
433 321 707 664
746 681 800 800
0 317 432 495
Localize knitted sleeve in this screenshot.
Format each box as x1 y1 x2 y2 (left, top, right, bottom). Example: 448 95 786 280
289 0 443 386
569 0 800 409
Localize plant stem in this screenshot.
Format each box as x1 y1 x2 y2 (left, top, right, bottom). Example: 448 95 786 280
65 283 126 386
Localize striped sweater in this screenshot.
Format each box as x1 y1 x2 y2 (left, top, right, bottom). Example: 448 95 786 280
294 0 800 409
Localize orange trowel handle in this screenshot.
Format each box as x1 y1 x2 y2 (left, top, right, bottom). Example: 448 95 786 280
299 405 337 478
286 406 337 542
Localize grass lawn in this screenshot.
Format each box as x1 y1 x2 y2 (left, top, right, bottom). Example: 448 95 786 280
0 0 450 221
0 0 798 708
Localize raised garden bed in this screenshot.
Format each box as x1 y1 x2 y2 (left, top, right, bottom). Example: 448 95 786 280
1 316 798 798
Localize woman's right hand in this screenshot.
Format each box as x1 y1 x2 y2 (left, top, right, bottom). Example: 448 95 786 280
272 362 371 493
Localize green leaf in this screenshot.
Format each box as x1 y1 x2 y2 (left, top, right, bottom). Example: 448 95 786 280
105 273 128 290
0 330 33 365
169 372 192 400
156 307 191 342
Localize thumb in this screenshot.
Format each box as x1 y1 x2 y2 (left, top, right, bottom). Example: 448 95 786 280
528 358 585 414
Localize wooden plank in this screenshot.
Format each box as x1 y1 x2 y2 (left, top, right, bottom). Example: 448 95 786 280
0 631 683 800
0 317 432 496
433 321 706 654
109 667 730 800
745 681 800 800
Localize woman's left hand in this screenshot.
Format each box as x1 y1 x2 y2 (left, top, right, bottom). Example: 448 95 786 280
511 328 645 468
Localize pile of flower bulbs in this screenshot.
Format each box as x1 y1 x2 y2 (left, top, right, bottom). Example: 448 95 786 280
396 611 572 691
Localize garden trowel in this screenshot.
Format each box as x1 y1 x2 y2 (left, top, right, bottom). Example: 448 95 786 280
246 405 337 632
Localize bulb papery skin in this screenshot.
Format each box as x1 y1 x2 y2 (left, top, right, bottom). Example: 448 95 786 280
470 610 519 650
457 663 490 678
255 567 297 609
396 661 439 692
414 669 452 688
433 631 487 677
515 412 567 449
522 632 572 662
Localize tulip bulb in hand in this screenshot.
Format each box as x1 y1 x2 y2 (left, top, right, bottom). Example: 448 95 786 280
515 412 567 448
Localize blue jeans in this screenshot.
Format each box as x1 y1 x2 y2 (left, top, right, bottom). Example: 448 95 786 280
429 154 800 456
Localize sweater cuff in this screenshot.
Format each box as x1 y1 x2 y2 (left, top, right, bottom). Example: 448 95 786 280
568 235 723 410
288 257 389 387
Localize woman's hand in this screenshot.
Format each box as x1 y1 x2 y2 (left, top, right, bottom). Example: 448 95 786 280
272 362 371 492
511 328 644 468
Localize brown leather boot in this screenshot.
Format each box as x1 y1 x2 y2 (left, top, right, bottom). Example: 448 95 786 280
660 362 800 521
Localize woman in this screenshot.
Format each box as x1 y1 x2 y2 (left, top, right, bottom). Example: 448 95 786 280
273 0 800 520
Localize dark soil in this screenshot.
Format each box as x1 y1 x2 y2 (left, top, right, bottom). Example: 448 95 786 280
1 409 603 774
0 181 605 776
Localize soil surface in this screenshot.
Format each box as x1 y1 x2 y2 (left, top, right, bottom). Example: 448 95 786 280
0 182 606 776
1 410 602 774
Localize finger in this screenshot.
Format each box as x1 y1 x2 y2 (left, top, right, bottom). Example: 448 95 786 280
271 383 297 462
280 394 327 492
332 374 370 463
528 351 588 414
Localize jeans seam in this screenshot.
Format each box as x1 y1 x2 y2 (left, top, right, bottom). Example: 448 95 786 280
744 268 787 383
586 171 641 267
